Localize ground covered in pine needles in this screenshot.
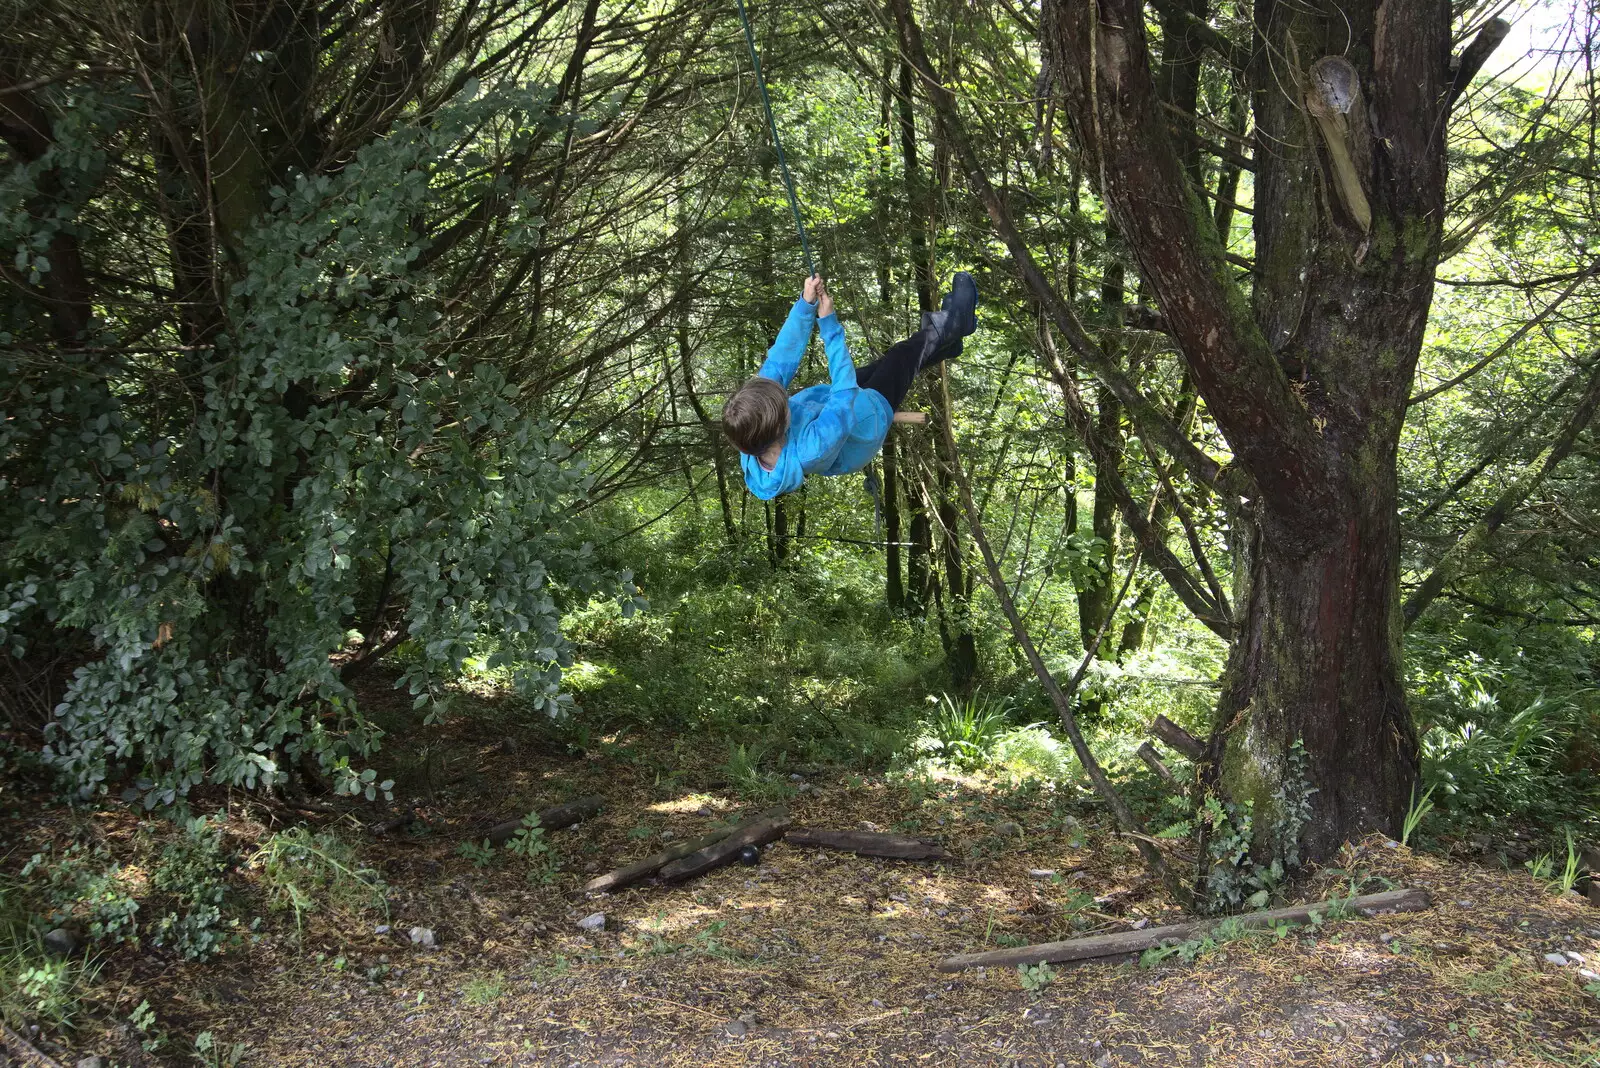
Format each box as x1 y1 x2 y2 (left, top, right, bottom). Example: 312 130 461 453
4 689 1599 1068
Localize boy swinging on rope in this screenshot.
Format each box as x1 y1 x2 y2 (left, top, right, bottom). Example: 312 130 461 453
723 272 979 499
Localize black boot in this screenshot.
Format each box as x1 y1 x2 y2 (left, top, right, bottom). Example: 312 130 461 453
917 271 980 369
943 270 979 337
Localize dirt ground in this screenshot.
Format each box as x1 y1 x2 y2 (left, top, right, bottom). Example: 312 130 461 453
6 697 1599 1068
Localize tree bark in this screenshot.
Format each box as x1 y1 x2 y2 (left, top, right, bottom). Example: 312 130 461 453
899 54 937 620
908 503 932 614
912 50 977 686
1150 713 1204 761
1078 249 1127 718
1137 741 1180 788
675 194 739 547
878 72 907 610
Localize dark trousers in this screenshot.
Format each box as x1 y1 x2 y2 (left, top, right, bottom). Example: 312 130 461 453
856 326 956 410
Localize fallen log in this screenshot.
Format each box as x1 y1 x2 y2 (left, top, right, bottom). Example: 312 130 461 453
1135 742 1180 788
3 1023 66 1068
659 814 793 882
786 827 952 861
1148 714 1204 760
483 794 603 847
582 807 789 894
935 888 1432 973
369 807 417 836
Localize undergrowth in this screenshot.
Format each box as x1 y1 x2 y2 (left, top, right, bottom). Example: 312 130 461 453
252 826 389 937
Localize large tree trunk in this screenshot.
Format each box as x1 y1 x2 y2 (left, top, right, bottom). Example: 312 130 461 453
1040 0 1452 860
1219 479 1415 860
890 0 1486 865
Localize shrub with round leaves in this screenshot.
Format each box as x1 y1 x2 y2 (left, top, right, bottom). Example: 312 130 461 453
1 86 635 805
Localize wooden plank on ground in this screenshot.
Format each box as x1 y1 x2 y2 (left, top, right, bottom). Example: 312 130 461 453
659 814 793 882
787 827 952 861
935 888 1432 973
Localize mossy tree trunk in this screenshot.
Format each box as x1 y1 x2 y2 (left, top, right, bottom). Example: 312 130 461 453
1043 0 1456 858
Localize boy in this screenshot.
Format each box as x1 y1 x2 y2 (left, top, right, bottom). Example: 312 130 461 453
723 272 978 499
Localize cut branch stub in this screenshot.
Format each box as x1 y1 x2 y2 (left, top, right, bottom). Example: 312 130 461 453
1136 742 1180 788
1149 714 1204 760
1448 18 1511 109
1306 56 1372 234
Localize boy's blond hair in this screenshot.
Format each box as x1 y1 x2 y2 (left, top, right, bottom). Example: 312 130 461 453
723 376 789 455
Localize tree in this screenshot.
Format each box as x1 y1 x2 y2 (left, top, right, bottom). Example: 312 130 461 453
0 0 713 801
893 0 1527 868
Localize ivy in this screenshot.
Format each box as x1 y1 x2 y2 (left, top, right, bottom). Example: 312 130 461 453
1200 739 1315 911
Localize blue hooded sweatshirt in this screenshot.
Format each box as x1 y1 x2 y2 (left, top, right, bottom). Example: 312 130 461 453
739 298 894 500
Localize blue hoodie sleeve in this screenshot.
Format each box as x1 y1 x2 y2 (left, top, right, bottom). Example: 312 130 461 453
794 312 858 473
755 297 817 388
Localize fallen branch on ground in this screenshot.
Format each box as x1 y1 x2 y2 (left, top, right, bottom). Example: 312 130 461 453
583 808 789 894
2 1023 65 1068
935 888 1432 972
659 814 793 881
482 795 603 846
786 827 952 861
369 807 417 836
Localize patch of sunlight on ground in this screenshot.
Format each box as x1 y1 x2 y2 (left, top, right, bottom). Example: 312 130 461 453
625 902 726 935
644 795 729 815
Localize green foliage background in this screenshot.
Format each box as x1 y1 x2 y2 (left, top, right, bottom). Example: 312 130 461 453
1 0 1596 847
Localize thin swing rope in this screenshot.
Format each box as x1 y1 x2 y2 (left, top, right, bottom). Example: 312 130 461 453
735 0 816 278
734 1 931 546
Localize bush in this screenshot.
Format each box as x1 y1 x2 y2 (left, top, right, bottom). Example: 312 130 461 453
0 874 98 1031
1409 620 1600 839
560 547 941 769
921 691 1012 770
991 724 1074 782
19 842 139 949
1 86 635 806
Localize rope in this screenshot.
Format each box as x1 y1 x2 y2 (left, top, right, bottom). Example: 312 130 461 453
864 463 885 539
735 0 816 278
